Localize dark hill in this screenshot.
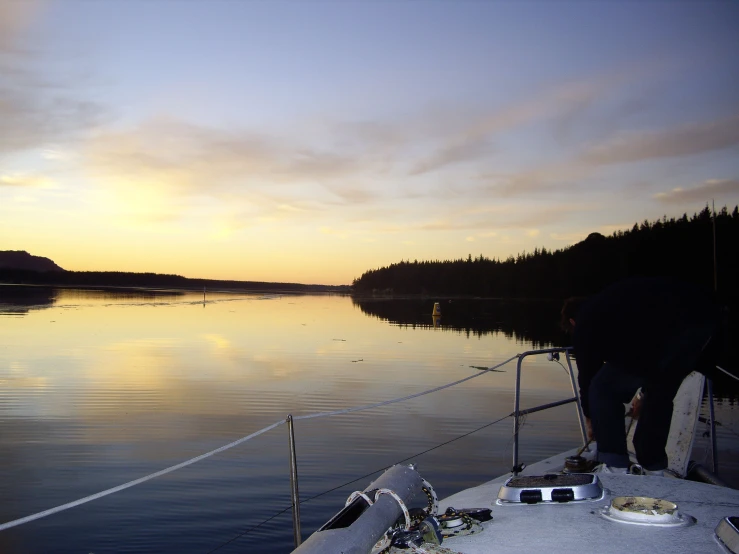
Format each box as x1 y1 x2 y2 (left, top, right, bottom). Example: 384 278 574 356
0 251 65 272
0 251 348 293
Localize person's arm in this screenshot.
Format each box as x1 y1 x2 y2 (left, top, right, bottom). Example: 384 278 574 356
575 354 601 419
574 354 598 440
572 326 602 420
585 417 594 441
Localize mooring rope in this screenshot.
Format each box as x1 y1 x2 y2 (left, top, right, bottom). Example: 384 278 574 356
207 412 514 553
0 355 520 532
716 365 739 382
0 420 286 532
293 355 519 421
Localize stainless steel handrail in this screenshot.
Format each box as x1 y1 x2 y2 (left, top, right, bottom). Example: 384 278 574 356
512 347 586 476
707 378 718 474
287 415 302 548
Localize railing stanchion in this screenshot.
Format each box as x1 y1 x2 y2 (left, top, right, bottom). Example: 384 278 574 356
512 355 524 476
707 378 719 475
564 350 588 448
287 414 302 547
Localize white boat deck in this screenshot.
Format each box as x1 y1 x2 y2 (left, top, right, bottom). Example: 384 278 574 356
293 370 736 554
438 447 739 554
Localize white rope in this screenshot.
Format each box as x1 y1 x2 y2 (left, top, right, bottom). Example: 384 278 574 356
294 355 519 421
716 365 739 382
0 420 286 532
375 488 411 530
345 491 374 507
0 355 519 532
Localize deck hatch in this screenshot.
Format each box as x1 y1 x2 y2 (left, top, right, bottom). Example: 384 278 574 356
497 473 603 504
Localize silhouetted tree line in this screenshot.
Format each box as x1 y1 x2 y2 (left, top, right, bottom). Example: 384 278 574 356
352 206 739 395
352 206 739 303
0 269 349 294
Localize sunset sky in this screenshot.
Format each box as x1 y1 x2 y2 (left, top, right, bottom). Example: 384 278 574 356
1 1 738 285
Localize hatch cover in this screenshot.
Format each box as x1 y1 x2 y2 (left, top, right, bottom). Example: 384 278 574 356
497 473 604 505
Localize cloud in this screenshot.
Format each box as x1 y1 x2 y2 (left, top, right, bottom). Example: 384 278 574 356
0 172 55 188
406 202 595 235
82 117 396 227
654 178 739 204
0 2 107 158
411 137 493 176
83 118 372 206
486 160 595 197
484 113 739 198
583 114 739 165
85 119 280 192
409 74 620 176
0 78 105 158
549 232 588 242
0 2 39 47
41 148 74 161
322 183 379 204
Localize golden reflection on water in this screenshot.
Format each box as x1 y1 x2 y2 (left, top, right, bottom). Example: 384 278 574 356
0 288 578 457
5 292 567 386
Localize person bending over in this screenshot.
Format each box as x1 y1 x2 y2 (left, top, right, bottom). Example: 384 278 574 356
561 277 722 472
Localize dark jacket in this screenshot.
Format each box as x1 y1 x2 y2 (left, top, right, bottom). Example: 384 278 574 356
572 278 718 418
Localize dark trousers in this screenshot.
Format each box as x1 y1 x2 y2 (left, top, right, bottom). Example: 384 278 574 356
589 323 717 470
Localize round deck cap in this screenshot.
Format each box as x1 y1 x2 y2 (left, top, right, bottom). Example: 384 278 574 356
602 496 691 527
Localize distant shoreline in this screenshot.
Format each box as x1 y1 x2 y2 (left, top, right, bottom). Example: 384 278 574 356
0 268 351 295
0 282 348 296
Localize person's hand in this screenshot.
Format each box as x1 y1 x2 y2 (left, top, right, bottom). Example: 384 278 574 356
630 391 643 420
585 417 595 440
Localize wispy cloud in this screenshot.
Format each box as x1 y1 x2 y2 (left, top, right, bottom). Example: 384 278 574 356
654 178 739 204
0 1 107 158
0 172 55 188
401 202 596 235
484 113 739 198
583 114 739 165
409 74 623 176
83 118 376 213
486 160 595 197
549 231 588 242
0 1 39 47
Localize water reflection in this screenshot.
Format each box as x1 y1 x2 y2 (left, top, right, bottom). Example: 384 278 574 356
0 284 191 315
0 285 58 315
352 296 567 347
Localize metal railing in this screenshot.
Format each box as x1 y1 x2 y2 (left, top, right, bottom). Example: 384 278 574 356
282 347 588 546
511 347 587 476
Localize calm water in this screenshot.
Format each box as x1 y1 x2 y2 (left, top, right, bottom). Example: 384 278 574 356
0 286 737 553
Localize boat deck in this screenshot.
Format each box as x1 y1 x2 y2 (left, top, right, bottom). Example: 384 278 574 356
438 448 739 554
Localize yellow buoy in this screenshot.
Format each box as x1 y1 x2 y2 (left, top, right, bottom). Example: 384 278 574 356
432 302 442 316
